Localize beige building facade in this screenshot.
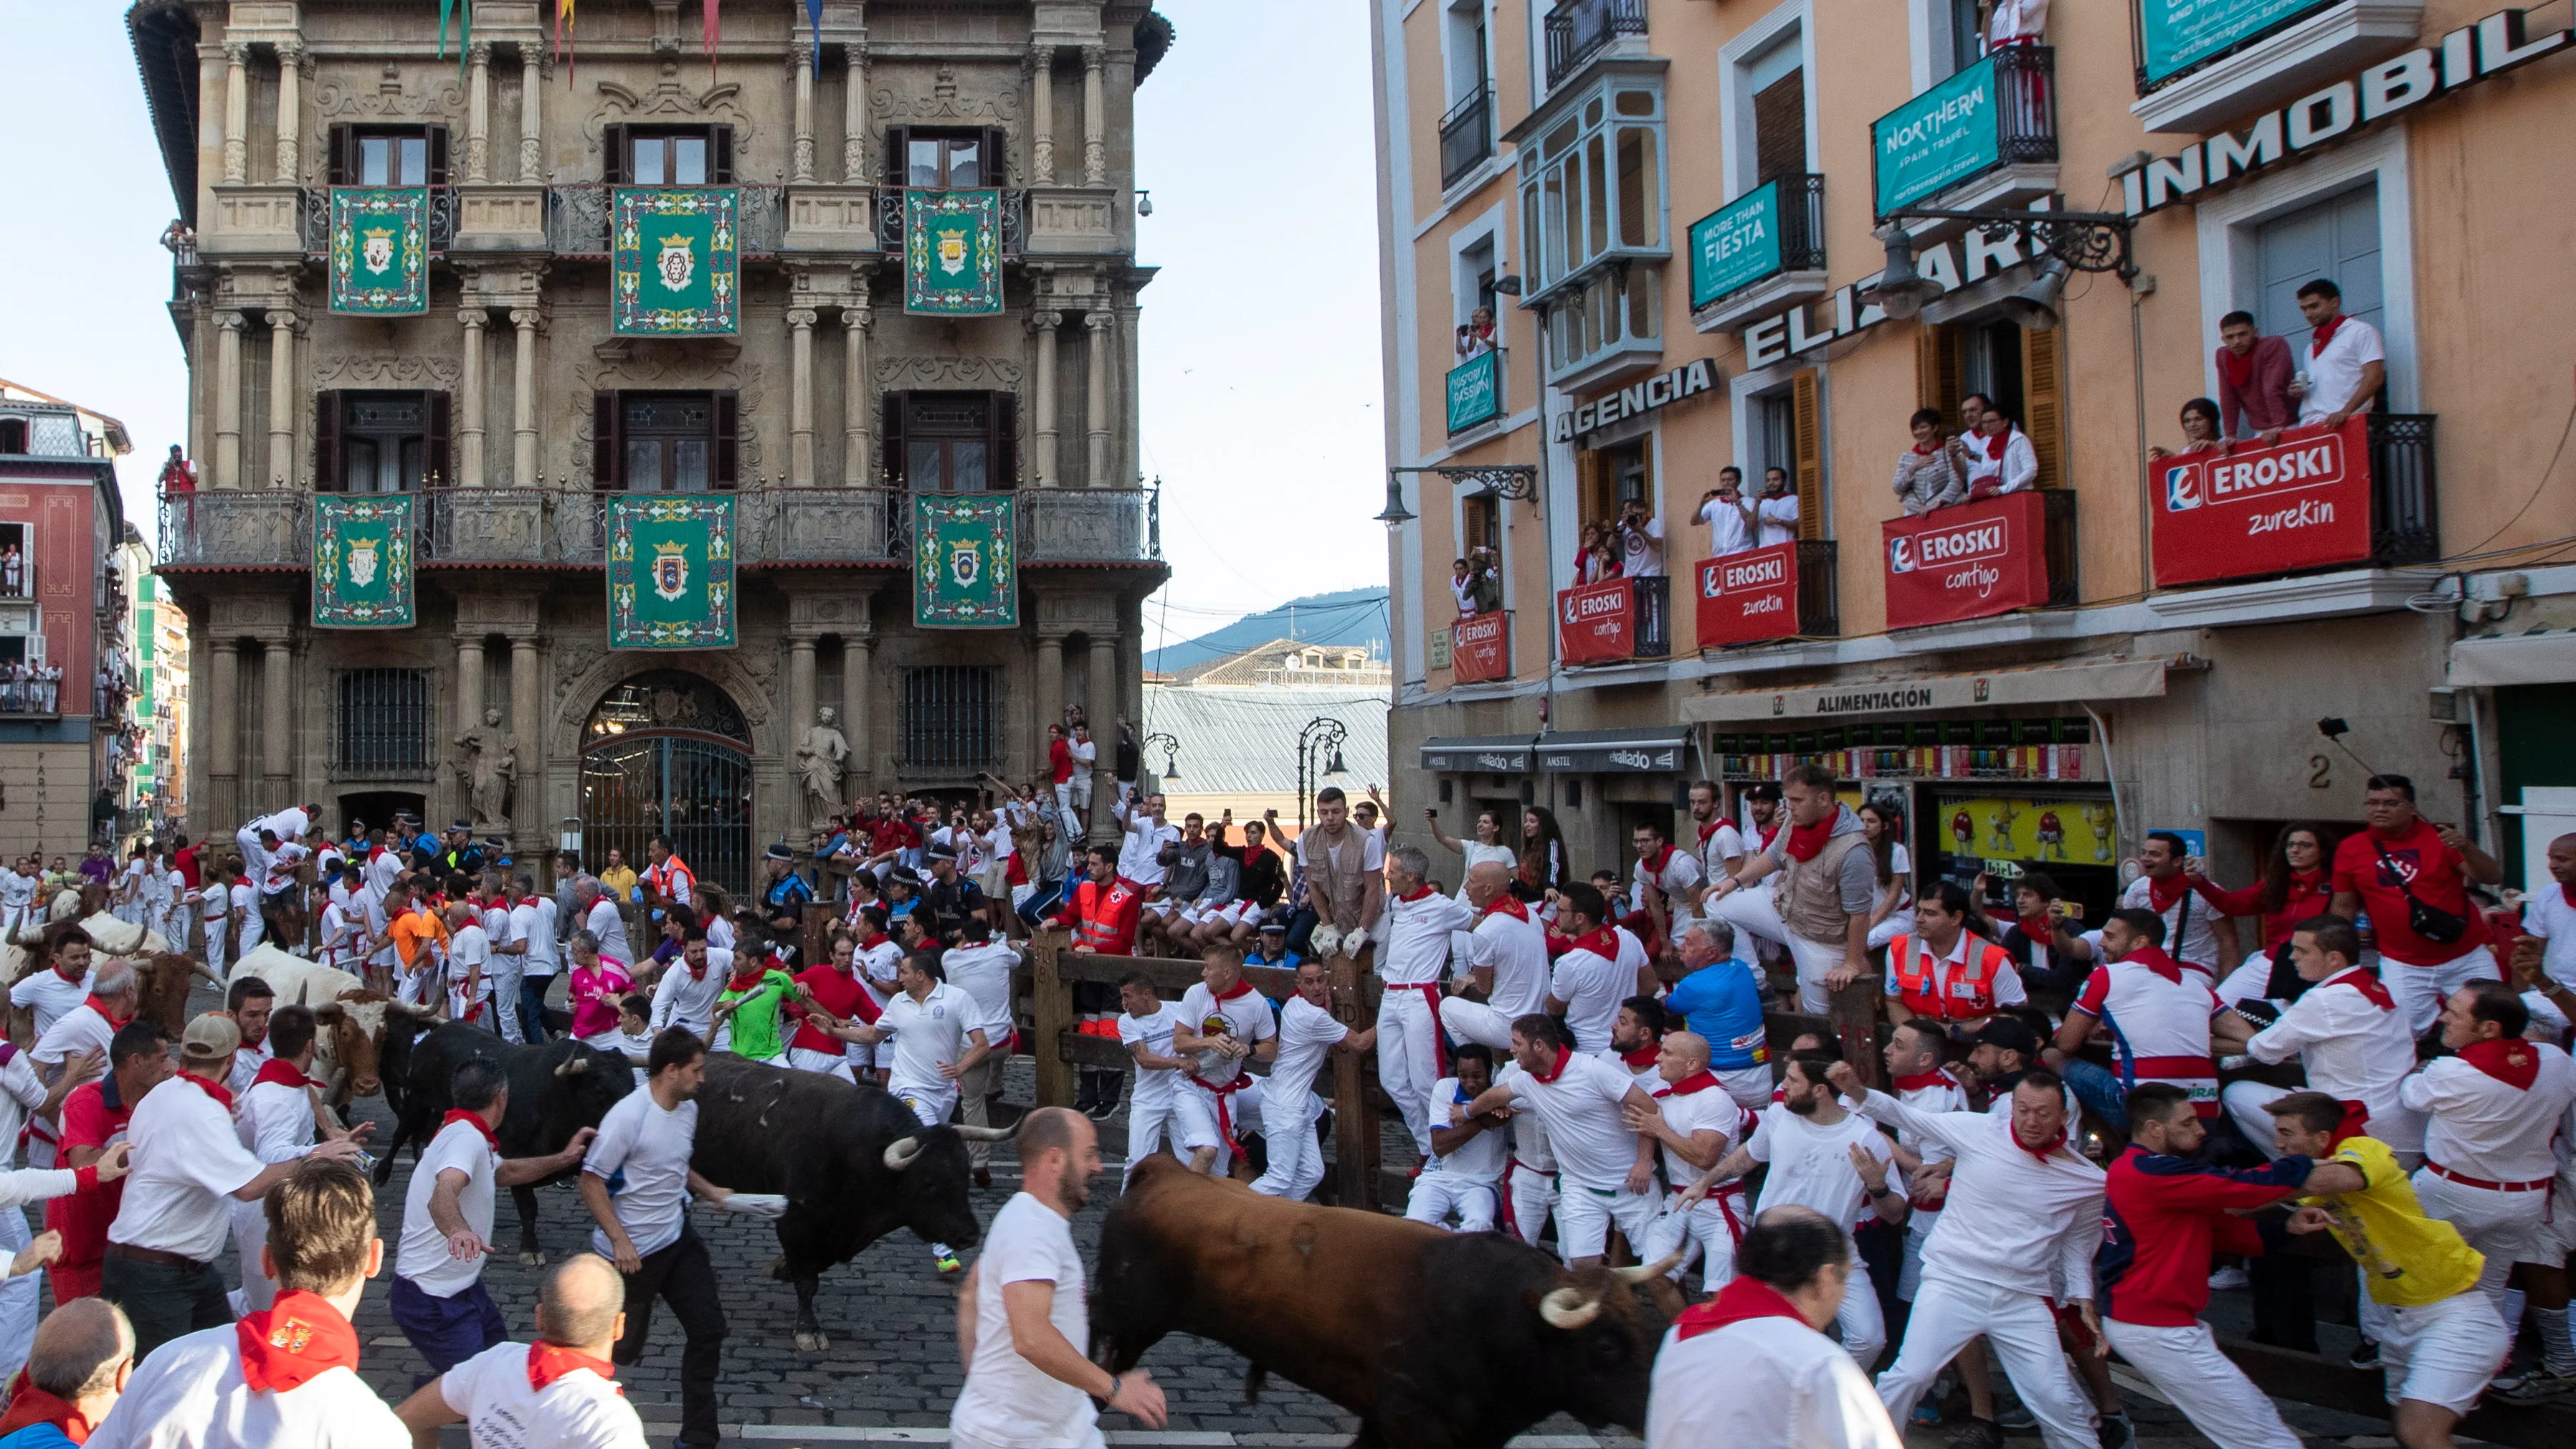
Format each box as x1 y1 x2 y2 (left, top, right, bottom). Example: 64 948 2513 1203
1374 0 2576 911
133 0 1169 892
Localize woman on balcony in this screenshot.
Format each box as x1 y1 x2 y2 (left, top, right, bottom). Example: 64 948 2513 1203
1962 404 2038 499
1892 409 1970 516
2147 398 2226 462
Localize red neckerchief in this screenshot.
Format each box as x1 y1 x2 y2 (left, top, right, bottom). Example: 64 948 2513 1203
252 1059 320 1091
2562 880 2576 911
727 964 768 993
1755 821 1782 852
182 1071 235 1112
1560 926 1620 961
1397 885 1436 904
2017 1123 2069 1166
1664 1070 1720 1096
235 1291 361 1395
0 1368 96 1443
1674 1275 1808 1341
2311 315 2346 357
2331 1101 2372 1146
860 933 890 953
1208 977 1255 1003
1481 894 1530 923
685 957 710 981
1782 816 1834 863
1893 1069 1952 1093
1696 819 1723 845
2218 343 2256 390
441 1109 500 1151
82 994 131 1028
2458 1037 2542 1090
527 1341 622 1395
2324 965 2397 1012
2017 911 2055 939
2144 873 2188 914
2116 944 2185 984
1640 844 1676 876
1529 1045 1574 1084
1620 1041 1662 1070
1911 441 1941 456
1983 428 2010 460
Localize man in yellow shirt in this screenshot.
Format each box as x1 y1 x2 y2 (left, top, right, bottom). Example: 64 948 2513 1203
2266 1091 2504 1449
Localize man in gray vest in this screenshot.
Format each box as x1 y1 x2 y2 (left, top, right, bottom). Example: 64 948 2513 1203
1706 763 1876 1014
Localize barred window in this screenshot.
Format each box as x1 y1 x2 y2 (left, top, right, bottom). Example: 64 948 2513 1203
899 666 999 772
332 668 434 778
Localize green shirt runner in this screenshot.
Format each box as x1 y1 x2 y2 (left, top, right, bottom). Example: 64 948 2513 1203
716 966 799 1061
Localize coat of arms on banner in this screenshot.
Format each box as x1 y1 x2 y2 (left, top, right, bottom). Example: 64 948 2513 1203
613 189 739 336
313 494 416 627
608 495 736 649
903 189 1004 316
328 189 430 315
913 493 1017 628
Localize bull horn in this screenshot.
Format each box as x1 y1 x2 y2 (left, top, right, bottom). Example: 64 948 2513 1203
1612 1252 1686 1285
883 1136 925 1172
1537 1286 1603 1330
191 959 226 989
553 1056 589 1078
953 1123 1018 1143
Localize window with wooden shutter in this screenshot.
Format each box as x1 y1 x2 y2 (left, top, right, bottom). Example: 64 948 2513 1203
982 126 1009 187
325 127 353 186
711 125 735 184
880 391 909 488
1791 369 1823 541
990 391 1020 487
1753 70 1807 188
601 124 629 185
883 126 909 187
713 391 740 488
591 392 621 488
427 125 450 186
1918 326 1963 427
2020 326 2064 490
314 391 343 491
1576 448 1611 534
426 391 453 488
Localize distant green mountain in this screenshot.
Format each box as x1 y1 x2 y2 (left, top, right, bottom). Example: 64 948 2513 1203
1146 587 1390 674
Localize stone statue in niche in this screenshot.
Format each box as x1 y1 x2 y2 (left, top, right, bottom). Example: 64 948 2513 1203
797 706 850 825
455 706 517 828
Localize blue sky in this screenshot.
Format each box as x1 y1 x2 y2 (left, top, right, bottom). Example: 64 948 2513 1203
0 1 1391 647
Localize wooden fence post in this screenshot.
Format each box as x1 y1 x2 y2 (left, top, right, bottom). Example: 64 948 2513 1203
1030 928 1075 1108
1829 973 1883 1090
1329 946 1380 1211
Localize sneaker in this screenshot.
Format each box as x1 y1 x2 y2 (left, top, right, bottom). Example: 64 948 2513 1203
2492 1364 2576 1403
1996 1403 2037 1430
1946 1418 2003 1449
2206 1266 2249 1291
973 1167 992 1191
934 1250 964 1276
2100 1411 2134 1449
1083 1098 1116 1121
2348 1338 2381 1369
1911 1403 1944 1427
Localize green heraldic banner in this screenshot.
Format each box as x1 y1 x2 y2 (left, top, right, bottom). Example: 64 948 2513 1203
312 495 416 628
905 190 1004 315
614 189 739 336
913 494 1018 628
609 495 737 649
329 189 430 315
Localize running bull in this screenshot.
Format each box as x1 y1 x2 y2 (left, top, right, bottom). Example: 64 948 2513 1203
685 1054 1012 1351
1094 1156 1677 1449
376 1023 635 1263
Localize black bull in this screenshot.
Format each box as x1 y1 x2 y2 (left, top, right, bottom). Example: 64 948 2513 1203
1093 1157 1678 1449
688 1054 1009 1350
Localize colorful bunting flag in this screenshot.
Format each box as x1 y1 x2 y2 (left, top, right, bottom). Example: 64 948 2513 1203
807 0 824 67
438 0 470 83
556 0 577 85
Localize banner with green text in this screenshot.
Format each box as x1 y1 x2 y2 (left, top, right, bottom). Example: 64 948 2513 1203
2140 0 2327 86
328 188 431 315
905 189 1005 315
913 493 1019 628
608 495 737 649
1873 56 2000 217
614 188 739 336
312 494 417 628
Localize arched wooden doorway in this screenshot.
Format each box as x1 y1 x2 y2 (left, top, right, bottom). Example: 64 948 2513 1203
580 671 754 896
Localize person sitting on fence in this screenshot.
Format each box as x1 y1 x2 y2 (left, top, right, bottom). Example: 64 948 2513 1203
1171 949 1277 1179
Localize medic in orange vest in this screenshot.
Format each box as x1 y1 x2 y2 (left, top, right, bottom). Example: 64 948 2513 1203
1885 881 2023 1030
1055 842 1141 955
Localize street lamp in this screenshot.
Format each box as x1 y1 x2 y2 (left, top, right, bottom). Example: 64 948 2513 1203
1141 731 1181 781
1373 471 1417 526
1297 716 1351 835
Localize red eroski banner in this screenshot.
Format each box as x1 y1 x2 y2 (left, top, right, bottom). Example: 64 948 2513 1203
1695 542 1801 647
1556 579 1634 665
1882 491 2052 629
2150 417 2375 588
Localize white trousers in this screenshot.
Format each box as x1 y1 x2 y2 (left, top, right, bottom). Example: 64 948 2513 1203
785 1046 856 1083
202 916 229 977
1374 987 1443 1161
1643 1192 1741 1288
2413 1169 2551 1326
2102 1319 2301 1449
1878 1274 2099 1449
1250 1101 1325 1202
1439 997 1516 1053
2385 946 2501 1036
1718 1064 1774 1111
1712 883 1788 951
238 903 266 953
1122 1094 1177 1188
1506 1156 1558 1248
486 957 526 1045
1554 1182 1662 1263
1898 1207 1939 1301
1832 1258 1888 1368
2378 1288 2509 1412
1405 1174 1501 1232
2224 1080 2425 1162
1171 1078 1263 1171
1782 932 1853 1015
0 1208 32 1384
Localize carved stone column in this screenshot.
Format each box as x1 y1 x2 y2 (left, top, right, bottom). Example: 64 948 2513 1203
1088 635 1118 840
1034 634 1064 756
842 44 870 184
787 635 818 752
1084 310 1113 488
465 39 493 183
266 309 300 487
1030 309 1061 487
214 312 245 490
457 307 488 487
510 635 541 804
841 296 873 486
455 637 485 741
275 42 305 182
222 43 249 184
519 51 545 181
842 635 873 781
1081 46 1106 186
210 640 241 821
510 309 540 486
1120 293 1144 487
788 308 817 486
259 635 294 792
1029 49 1055 183
792 48 816 184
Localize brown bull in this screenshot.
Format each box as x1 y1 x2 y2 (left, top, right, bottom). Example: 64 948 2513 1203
1092 1156 1676 1449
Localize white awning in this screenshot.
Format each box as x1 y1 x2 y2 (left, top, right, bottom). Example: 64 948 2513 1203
1681 655 2187 724
2448 631 2576 688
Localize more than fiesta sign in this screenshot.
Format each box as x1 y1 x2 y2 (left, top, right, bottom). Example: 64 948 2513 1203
2123 9 2571 217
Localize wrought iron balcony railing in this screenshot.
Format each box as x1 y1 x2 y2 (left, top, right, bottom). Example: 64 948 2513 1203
1544 0 1648 90
874 188 1030 257
2367 414 2439 565
1018 487 1160 564
158 490 310 569
1439 85 1496 189
299 187 458 258
737 488 906 565
542 185 786 259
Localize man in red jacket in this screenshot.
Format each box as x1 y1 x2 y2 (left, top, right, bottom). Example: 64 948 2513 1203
1054 845 1141 1116
2100 1083 2362 1449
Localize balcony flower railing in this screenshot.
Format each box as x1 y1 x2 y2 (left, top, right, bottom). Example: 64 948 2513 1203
1544 0 1649 90
543 185 786 258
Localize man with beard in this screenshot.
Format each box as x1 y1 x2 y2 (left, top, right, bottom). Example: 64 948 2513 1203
951 1108 1168 1449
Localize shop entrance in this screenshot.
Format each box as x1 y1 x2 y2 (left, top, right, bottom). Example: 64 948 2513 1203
580 672 755 897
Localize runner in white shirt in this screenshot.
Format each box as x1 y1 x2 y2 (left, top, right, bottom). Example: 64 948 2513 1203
1630 824 1704 954
941 923 1021 1181
1441 864 1553 1055
513 879 562 1043
2291 281 2386 426
442 903 490 1028
1171 950 1278 1177
580 883 633 971
231 1008 360 1313
1376 847 1476 1164
649 931 730 1041
10 931 95 1042
825 952 992 1276
1546 886 1634 1055
951 1108 1168 1448
86 1155 405 1449
1408 1047 1511 1232
201 865 238 979
1687 781 1748 917
2404 982 2576 1331
1631 1032 1753 1288
1879 1019 1972 1303
1646 1205 1906 1449
395 1253 648 1449
1252 961 1376 1202
475 890 526 1046
1679 1054 1900 1366
578 1030 738 1449
31 961 134 1167
1113 794 1181 893
1114 977 1187 1187
1460 1014 1661 1268
2216 916 2423 1160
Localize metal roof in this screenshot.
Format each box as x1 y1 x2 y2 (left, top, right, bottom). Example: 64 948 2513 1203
1139 685 1390 796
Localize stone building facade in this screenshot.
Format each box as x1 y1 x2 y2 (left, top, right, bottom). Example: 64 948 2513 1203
132 0 1171 892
